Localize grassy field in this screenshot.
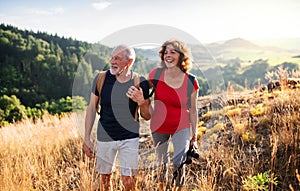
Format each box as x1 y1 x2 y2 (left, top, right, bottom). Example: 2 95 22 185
0 87 300 190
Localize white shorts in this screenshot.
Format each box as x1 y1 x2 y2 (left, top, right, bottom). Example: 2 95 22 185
96 137 139 176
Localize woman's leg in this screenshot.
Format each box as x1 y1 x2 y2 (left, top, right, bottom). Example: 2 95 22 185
152 132 170 190
171 128 190 188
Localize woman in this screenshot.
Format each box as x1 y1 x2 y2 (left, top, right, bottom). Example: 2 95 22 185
128 39 199 190
149 39 199 191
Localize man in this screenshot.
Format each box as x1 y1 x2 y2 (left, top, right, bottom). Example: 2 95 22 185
83 45 151 191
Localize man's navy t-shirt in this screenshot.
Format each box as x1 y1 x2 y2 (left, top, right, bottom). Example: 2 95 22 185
91 70 149 142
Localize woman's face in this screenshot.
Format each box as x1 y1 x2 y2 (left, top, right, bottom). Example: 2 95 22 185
163 44 180 68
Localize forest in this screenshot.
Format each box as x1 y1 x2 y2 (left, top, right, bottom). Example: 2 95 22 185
1 23 299 125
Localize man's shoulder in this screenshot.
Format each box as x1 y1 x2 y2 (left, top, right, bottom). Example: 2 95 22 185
131 71 147 80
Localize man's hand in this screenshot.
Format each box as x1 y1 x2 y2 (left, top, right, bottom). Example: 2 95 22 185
83 140 94 158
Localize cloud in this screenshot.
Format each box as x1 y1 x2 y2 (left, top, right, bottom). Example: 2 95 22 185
92 1 112 11
28 7 64 16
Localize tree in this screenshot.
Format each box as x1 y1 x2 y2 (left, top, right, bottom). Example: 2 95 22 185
0 95 26 125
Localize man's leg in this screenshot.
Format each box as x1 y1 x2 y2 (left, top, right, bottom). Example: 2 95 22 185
172 186 182 191
121 175 135 191
96 141 117 190
100 174 112 191
118 138 139 191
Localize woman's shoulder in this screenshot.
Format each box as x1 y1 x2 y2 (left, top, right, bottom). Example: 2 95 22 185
186 72 199 89
150 67 162 74
149 67 164 79
185 72 198 82
186 71 196 77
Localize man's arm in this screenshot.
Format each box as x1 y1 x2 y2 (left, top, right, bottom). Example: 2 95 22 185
83 93 98 158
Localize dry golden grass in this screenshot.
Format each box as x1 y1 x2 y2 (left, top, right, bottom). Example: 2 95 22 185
0 113 96 191
196 87 300 191
0 87 300 190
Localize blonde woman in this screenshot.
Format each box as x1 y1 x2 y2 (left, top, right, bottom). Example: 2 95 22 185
131 39 199 190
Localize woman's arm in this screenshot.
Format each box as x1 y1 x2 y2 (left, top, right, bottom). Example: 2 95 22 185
127 86 152 120
189 90 199 147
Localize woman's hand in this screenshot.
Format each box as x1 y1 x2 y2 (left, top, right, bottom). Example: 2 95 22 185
190 135 198 149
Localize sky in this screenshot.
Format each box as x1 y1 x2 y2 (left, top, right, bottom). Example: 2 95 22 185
0 0 300 46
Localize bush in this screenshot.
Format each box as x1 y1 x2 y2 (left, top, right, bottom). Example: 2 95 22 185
242 171 278 191
25 107 44 121
71 96 87 112
0 95 26 125
41 96 86 115
0 95 86 126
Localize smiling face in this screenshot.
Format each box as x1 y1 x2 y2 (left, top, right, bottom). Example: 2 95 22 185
163 44 180 68
109 47 131 75
159 39 192 73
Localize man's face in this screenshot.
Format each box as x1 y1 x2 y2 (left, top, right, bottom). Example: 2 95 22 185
109 49 130 75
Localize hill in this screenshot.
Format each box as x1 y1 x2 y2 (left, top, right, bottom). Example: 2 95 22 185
1 23 300 109
191 38 300 65
254 37 300 51
1 86 299 190
0 23 155 109
136 37 300 69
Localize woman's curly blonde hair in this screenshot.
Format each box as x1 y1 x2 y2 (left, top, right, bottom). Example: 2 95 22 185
159 39 192 73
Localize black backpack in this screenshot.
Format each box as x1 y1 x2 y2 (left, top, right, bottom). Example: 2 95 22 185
149 68 196 108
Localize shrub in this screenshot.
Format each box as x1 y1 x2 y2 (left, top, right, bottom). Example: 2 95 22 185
0 95 26 125
242 171 278 191
41 96 86 115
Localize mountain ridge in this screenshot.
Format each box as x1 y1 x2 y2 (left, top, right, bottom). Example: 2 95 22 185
189 37 300 63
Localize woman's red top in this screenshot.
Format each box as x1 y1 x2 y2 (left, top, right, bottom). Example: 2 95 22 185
149 68 199 134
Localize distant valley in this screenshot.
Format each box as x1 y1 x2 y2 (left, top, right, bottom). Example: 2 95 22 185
136 37 300 68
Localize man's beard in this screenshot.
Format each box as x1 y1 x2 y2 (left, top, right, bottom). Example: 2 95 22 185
110 65 128 76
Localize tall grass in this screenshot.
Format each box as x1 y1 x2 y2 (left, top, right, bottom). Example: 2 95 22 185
0 88 299 190
0 113 92 191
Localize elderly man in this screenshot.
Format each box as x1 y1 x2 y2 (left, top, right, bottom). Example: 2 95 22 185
83 45 151 191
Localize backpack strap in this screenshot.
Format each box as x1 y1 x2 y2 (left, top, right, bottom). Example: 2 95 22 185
149 68 164 97
133 72 140 121
96 70 107 114
187 73 196 108
133 72 140 88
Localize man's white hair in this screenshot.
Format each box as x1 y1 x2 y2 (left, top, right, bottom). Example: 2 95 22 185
113 44 136 64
